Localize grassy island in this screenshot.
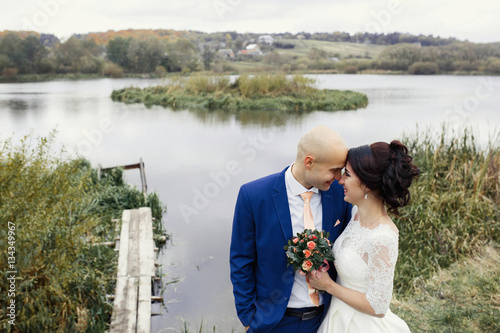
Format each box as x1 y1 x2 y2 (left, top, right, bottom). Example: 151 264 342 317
111 74 368 111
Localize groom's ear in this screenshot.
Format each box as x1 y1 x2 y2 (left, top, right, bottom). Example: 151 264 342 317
304 155 314 170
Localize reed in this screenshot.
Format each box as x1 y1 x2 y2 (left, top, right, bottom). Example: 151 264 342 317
394 126 499 296
0 132 167 332
111 74 368 111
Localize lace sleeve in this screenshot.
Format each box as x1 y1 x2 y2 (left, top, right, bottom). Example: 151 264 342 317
366 228 398 315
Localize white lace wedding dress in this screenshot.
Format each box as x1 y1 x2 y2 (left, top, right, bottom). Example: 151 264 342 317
318 206 411 332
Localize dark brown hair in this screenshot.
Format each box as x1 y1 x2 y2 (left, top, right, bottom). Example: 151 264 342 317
347 140 420 214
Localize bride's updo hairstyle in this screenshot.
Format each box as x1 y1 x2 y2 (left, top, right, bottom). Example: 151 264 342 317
347 140 420 214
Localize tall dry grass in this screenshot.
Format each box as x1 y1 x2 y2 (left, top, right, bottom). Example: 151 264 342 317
394 126 499 296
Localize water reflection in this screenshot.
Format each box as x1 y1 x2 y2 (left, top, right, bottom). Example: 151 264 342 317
6 98 29 110
184 107 311 126
0 98 45 119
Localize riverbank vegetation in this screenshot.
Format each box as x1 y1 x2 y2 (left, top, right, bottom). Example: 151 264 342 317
1 29 499 83
389 127 499 332
0 132 167 332
394 245 499 332
394 127 499 295
111 74 368 111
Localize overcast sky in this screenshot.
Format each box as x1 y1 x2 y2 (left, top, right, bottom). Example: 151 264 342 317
3 0 500 43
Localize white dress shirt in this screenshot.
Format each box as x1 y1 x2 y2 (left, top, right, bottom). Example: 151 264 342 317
285 164 324 308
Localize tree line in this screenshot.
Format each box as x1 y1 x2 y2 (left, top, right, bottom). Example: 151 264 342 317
0 30 499 79
0 32 201 78
278 42 500 74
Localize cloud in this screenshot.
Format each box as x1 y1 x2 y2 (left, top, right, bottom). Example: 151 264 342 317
4 0 500 42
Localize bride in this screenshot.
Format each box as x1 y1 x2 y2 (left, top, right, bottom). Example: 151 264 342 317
308 141 420 332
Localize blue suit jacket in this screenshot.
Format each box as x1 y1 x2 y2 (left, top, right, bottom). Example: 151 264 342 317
230 167 352 333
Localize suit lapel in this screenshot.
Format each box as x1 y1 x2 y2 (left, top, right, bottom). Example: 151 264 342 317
273 168 293 242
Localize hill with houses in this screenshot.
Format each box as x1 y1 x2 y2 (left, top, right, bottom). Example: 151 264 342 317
1 28 499 79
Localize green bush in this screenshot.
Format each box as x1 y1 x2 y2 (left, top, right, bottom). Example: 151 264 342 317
155 65 167 78
80 56 104 74
452 60 480 72
281 64 291 73
39 58 57 74
0 54 11 73
102 63 124 78
1 68 18 78
486 58 500 74
408 61 439 74
344 66 358 74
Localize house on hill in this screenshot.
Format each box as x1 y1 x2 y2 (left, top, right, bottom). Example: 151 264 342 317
217 49 235 58
244 44 263 55
258 35 274 45
237 44 263 56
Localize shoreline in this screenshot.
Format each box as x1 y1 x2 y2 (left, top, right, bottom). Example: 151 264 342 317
1 70 499 84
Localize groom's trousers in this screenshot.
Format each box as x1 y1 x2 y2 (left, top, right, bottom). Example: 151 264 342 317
264 305 324 333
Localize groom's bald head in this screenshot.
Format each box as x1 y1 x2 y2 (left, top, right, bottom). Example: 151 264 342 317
292 126 348 190
296 126 347 163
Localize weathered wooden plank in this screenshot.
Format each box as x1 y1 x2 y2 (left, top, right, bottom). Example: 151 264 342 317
117 210 130 277
109 276 128 332
139 207 155 277
128 209 140 276
124 276 138 332
137 275 151 333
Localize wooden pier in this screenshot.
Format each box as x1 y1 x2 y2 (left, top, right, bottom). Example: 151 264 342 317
109 207 158 333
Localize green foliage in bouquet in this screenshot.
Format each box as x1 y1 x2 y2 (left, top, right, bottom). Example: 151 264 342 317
284 229 334 274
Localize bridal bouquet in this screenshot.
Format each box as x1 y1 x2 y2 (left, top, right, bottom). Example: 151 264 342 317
284 229 334 274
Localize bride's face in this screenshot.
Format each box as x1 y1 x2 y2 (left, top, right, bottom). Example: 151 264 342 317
338 161 365 204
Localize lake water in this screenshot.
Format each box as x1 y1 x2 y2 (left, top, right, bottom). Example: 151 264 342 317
1 74 499 332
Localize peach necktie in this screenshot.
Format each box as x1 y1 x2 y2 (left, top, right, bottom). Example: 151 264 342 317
300 191 315 231
300 191 320 306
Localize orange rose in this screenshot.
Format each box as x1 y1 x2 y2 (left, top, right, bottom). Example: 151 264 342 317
307 241 316 250
293 237 299 244
303 249 312 258
302 260 313 271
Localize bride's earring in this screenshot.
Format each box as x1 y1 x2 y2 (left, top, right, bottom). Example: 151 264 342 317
364 189 368 200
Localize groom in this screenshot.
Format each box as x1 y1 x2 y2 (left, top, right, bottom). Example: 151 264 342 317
230 126 352 333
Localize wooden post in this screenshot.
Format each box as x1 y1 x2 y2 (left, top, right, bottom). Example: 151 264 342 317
98 160 148 200
139 157 148 201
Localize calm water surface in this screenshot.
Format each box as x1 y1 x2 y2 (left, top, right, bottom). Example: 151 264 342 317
0 75 498 332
